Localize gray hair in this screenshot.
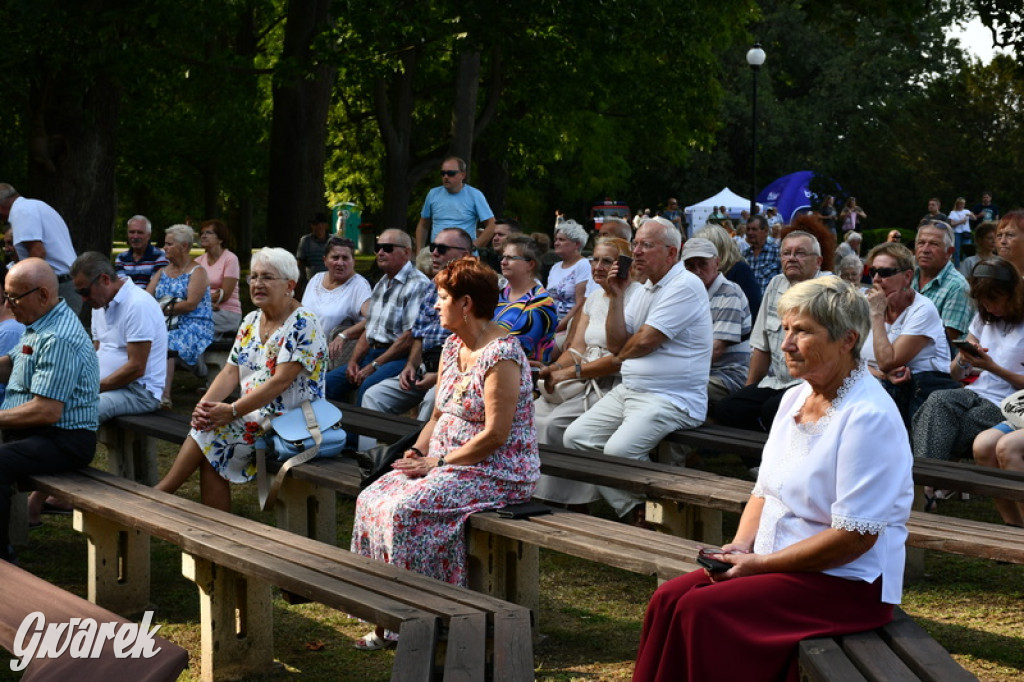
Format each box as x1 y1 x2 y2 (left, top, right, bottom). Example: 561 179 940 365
838 254 864 278
128 215 152 234
695 224 742 274
71 251 117 280
0 184 18 204
845 231 862 244
165 224 195 246
251 247 299 283
782 230 821 256
918 220 955 249
777 276 869 360
644 216 682 250
379 228 412 249
556 220 589 248
601 218 632 241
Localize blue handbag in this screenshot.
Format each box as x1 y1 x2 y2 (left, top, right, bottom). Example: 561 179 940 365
256 399 346 510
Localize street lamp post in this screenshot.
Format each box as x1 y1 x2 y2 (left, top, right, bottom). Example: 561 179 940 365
746 43 766 216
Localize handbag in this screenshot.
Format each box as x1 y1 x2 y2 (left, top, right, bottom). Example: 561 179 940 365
536 347 607 406
256 399 346 510
1000 389 1024 430
157 296 181 331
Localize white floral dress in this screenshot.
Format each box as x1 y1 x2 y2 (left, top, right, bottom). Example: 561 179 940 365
191 308 327 483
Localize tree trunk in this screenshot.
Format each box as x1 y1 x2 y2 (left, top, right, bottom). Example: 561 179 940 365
375 48 419 232
266 0 336 251
449 51 480 162
26 71 120 256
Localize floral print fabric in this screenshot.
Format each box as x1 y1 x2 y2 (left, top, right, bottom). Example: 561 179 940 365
155 265 214 366
351 334 540 585
190 308 327 483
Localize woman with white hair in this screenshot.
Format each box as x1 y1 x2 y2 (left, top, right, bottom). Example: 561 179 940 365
835 230 863 263
155 247 327 510
547 219 592 338
147 224 214 408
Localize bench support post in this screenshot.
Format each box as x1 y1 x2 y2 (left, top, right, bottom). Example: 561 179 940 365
98 423 159 486
182 552 276 682
645 500 723 545
466 527 539 624
8 491 29 546
275 479 337 544
73 510 151 615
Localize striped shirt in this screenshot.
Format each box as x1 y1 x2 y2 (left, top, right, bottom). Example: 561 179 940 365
2 300 99 430
365 261 432 345
707 273 752 394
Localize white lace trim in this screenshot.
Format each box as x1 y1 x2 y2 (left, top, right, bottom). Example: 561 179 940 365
793 361 867 435
832 514 886 535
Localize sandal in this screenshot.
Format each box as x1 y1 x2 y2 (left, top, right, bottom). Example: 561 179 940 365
923 493 938 513
353 631 395 651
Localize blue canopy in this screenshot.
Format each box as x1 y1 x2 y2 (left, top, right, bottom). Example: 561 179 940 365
757 171 818 223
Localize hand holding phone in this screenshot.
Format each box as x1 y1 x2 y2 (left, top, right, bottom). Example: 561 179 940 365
952 339 979 356
616 255 633 279
697 548 732 573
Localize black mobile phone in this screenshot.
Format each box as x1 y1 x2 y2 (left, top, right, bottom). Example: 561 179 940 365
496 502 553 519
952 339 979 356
697 548 731 573
616 254 633 279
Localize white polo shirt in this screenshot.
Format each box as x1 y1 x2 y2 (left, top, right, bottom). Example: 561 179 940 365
9 196 77 275
622 261 713 420
91 278 168 401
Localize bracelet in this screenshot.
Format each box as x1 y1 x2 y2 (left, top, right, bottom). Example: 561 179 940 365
214 289 224 304
231 403 238 418
574 362 582 379
339 331 348 341
408 447 425 457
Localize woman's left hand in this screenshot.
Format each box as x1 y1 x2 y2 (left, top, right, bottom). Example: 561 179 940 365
865 287 887 318
543 367 573 391
705 550 762 582
392 455 440 478
191 400 234 430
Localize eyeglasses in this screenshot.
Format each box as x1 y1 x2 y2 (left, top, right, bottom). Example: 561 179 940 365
781 250 814 260
440 170 461 177
199 230 217 237
4 287 40 306
869 266 908 279
76 273 102 299
429 242 468 256
247 274 284 284
589 257 616 266
631 240 663 251
374 242 401 253
501 255 531 262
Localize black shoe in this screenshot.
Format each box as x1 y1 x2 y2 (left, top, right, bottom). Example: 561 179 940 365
2 545 17 565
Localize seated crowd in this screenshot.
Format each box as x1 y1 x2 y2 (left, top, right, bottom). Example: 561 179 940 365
0 181 1019 678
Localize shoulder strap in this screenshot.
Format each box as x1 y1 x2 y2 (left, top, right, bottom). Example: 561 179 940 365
256 401 322 510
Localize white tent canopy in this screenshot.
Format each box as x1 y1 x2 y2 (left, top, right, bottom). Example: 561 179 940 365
684 187 754 237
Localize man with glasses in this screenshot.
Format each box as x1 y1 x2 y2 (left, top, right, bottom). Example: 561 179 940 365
741 214 781 295
114 215 168 288
713 230 823 437
0 184 81 314
563 217 713 525
326 228 431 404
0 258 99 563
414 156 496 252
912 220 971 349
362 228 472 419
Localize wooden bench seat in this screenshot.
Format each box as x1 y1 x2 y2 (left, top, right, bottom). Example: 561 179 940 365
0 560 189 682
799 608 977 681
29 467 533 682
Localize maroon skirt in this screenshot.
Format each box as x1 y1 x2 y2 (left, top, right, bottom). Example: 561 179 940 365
633 569 893 682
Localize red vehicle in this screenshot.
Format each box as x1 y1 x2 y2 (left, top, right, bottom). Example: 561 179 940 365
589 198 631 232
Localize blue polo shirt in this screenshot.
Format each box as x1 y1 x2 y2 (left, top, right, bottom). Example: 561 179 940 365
420 184 494 243
2 300 99 430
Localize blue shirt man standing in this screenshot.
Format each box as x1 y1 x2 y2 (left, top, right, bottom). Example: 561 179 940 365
415 156 496 252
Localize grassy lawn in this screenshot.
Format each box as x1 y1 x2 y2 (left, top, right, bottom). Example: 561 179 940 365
5 372 1023 680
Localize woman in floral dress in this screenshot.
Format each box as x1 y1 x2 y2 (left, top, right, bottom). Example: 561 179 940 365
350 257 540 651
146 224 214 408
155 248 327 510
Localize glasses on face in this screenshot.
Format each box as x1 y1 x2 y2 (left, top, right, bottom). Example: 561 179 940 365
247 274 283 285
781 250 813 260
631 240 663 251
869 266 907 279
200 230 217 237
374 242 400 253
4 287 40 307
501 255 531 262
76 273 102 299
429 242 468 256
440 170 461 177
589 256 616 266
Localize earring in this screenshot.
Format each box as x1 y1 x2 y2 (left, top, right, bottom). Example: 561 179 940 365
462 311 468 323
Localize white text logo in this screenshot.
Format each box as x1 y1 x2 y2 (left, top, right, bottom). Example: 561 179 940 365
10 611 164 671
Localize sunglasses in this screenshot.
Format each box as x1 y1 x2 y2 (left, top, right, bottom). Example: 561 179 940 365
440 170 461 177
374 242 401 253
429 242 468 255
869 266 908 279
76 273 102 299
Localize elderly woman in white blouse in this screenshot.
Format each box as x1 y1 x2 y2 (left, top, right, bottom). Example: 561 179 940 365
635 277 913 681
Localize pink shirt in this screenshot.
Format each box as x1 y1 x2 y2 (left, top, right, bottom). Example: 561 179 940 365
195 250 242 314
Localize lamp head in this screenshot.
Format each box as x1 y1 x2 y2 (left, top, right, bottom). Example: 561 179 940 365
746 43 766 68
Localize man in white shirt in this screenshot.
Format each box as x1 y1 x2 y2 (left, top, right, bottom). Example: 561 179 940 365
0 183 80 313
563 217 713 522
71 252 168 420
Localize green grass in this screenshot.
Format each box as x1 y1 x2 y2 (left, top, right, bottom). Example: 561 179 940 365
5 378 1023 680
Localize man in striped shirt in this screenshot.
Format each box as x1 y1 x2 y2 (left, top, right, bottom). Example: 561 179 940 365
0 258 99 563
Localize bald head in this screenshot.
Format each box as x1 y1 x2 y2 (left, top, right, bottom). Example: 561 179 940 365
9 257 58 293
6 258 59 322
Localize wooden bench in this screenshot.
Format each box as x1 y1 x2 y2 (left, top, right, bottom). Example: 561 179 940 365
800 608 977 681
0 560 189 681
29 466 533 682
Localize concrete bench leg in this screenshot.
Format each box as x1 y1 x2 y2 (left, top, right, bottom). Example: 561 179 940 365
9 491 29 546
182 552 276 682
466 527 539 620
275 479 337 544
73 510 151 615
645 500 723 545
99 423 159 485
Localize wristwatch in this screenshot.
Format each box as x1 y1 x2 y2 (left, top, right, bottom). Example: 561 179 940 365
371 360 380 370
436 457 447 467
